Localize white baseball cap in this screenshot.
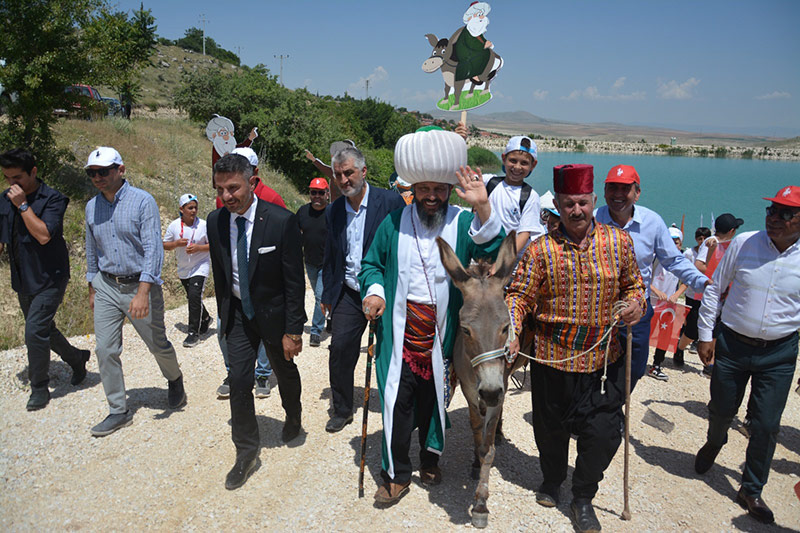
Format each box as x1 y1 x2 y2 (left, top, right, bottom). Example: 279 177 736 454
503 136 538 160
179 193 198 207
231 147 258 167
668 226 683 241
85 147 123 168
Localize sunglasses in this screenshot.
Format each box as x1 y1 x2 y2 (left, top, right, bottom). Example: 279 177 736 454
85 165 119 178
766 205 800 221
310 190 327 196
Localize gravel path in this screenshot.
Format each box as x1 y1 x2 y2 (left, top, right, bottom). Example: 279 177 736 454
1 287 799 532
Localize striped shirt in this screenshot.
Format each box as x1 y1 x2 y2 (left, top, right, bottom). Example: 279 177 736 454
85 180 164 285
506 222 646 373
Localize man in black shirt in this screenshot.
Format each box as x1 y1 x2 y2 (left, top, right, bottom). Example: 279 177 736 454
296 177 329 347
0 148 90 410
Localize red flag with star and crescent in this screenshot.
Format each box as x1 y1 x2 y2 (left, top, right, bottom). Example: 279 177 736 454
649 301 691 352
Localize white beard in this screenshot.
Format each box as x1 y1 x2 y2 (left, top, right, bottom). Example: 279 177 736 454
213 134 236 156
466 16 489 37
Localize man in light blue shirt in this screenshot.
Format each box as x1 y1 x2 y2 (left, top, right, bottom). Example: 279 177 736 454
85 147 185 437
595 164 708 388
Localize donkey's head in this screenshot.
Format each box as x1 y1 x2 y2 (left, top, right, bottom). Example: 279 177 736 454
422 33 450 73
437 231 517 407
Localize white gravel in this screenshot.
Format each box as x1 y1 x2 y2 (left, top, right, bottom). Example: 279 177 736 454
1 287 799 531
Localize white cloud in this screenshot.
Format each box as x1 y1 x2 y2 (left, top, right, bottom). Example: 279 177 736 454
560 83 645 101
755 91 791 100
402 88 442 104
348 66 389 92
532 89 548 101
657 77 700 100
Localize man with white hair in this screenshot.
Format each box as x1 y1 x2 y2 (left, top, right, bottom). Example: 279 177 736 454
452 2 493 83
359 129 504 504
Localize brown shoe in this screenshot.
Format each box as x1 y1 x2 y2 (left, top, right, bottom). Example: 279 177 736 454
420 466 442 486
736 488 774 524
374 481 410 504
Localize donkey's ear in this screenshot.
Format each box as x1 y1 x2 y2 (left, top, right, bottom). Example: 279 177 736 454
437 237 470 286
491 231 517 282
425 33 439 47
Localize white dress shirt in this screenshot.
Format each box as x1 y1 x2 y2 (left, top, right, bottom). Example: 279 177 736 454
698 230 800 342
407 205 448 304
229 197 258 300
344 183 370 291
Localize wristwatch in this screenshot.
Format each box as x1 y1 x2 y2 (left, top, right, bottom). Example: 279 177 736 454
285 333 302 342
18 202 29 213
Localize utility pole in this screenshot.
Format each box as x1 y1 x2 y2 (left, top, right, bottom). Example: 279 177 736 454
274 54 289 86
199 14 208 56
365 79 369 99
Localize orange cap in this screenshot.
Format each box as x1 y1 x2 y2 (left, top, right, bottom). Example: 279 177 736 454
605 164 640 185
309 177 328 190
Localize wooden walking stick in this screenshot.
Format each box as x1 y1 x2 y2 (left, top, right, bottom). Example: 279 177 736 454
358 320 377 498
621 325 633 520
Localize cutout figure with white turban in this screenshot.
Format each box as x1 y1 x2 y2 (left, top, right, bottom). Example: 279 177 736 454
206 114 258 186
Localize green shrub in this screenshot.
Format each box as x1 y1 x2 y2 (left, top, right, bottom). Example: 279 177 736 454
714 147 728 158
467 146 501 172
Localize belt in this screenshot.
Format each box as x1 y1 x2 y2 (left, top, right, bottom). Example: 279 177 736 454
722 324 797 349
102 271 141 284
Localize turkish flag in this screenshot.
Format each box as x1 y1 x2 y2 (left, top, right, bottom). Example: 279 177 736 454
649 301 690 352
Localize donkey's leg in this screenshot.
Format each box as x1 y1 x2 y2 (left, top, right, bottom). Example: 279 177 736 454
453 80 466 106
467 404 484 479
472 404 502 529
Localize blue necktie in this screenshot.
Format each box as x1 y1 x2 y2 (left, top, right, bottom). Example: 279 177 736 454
236 216 255 320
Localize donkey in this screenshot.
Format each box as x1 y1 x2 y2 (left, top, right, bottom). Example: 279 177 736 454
422 31 503 109
437 231 524 529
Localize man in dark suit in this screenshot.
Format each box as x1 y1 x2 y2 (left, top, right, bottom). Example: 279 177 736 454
321 146 405 432
207 153 306 490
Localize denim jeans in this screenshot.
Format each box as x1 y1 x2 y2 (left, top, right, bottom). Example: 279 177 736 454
217 317 272 378
617 301 654 392
305 263 325 336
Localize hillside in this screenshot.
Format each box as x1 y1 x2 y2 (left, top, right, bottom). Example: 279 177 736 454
430 109 789 148
0 116 305 350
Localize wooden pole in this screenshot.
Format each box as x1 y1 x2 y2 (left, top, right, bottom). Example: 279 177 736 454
460 110 467 126
358 320 377 498
621 326 633 520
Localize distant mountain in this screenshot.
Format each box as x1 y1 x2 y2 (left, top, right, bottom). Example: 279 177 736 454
427 109 787 147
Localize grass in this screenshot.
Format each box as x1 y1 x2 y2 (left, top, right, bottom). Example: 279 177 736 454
436 89 493 112
0 115 307 350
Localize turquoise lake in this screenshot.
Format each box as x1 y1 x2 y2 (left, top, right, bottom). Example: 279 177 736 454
513 151 799 235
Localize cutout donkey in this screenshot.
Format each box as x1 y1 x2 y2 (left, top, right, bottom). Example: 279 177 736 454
437 231 524 528
422 31 503 109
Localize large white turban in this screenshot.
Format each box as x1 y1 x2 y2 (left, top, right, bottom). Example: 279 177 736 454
394 130 467 186
463 2 491 23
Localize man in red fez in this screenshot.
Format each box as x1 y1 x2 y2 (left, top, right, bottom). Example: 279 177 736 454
506 164 646 533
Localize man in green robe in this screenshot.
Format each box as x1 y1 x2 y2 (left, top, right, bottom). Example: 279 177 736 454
452 1 493 82
359 129 504 504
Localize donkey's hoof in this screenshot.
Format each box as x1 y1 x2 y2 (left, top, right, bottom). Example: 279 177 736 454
472 511 489 528
470 466 480 480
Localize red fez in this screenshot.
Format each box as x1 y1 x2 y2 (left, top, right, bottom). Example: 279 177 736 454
553 164 594 194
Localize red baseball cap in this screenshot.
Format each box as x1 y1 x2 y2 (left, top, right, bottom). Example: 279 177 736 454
309 177 328 190
605 164 640 185
763 185 800 207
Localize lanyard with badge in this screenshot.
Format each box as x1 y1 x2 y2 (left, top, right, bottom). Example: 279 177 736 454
180 219 197 243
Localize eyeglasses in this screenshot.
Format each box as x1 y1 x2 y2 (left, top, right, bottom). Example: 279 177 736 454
766 205 800 221
85 165 119 178
309 190 327 196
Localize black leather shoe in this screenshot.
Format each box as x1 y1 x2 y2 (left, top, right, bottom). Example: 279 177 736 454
282 415 302 442
26 387 50 411
168 374 187 409
325 414 353 433
225 455 257 490
736 488 774 524
536 483 560 507
571 499 601 533
70 350 91 386
694 442 722 474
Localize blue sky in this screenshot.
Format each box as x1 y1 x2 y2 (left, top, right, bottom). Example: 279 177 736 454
115 0 800 137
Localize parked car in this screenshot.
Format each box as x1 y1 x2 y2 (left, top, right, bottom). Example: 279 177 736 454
55 84 105 120
101 96 124 117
